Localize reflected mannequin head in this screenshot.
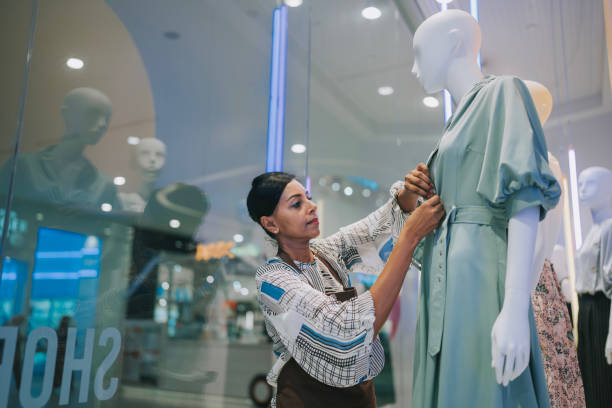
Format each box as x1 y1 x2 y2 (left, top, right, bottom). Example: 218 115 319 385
578 166 612 209
61 88 112 145
412 10 481 94
135 138 167 179
524 80 553 126
247 172 319 245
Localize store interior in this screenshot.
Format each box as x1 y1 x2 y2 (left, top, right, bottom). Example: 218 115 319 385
0 0 611 407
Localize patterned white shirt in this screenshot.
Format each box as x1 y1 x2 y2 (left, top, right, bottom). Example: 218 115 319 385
255 181 410 406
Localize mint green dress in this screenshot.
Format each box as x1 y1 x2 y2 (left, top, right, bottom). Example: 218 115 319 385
412 76 561 407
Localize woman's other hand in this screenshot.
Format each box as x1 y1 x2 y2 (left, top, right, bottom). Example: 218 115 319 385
397 163 435 212
401 195 445 244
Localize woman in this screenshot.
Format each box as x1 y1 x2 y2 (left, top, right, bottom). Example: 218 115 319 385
247 165 444 407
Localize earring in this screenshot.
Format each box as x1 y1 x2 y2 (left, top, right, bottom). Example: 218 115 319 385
273 229 279 234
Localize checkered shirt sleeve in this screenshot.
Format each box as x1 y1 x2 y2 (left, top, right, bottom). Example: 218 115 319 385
313 180 411 275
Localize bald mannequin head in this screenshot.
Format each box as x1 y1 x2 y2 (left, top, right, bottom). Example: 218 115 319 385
524 80 553 125
135 137 166 177
61 87 112 145
579 166 612 209
412 10 481 94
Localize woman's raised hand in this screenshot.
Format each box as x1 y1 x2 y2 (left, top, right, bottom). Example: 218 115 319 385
397 163 435 212
405 163 434 199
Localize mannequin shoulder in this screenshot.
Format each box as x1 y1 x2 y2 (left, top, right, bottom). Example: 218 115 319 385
489 75 527 93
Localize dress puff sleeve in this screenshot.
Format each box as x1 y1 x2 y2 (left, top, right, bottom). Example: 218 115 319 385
600 219 612 299
476 76 561 221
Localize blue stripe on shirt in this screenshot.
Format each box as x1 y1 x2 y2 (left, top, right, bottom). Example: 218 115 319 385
261 281 285 300
300 324 366 350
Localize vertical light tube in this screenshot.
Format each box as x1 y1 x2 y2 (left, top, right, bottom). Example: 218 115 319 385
470 0 481 69
440 2 452 122
568 146 583 249
275 5 288 171
443 90 452 123
305 176 311 196
266 8 281 172
562 176 579 344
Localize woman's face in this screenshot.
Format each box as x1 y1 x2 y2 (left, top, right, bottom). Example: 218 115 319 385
265 179 319 241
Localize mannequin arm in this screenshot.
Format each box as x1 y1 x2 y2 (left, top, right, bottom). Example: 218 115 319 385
491 206 539 386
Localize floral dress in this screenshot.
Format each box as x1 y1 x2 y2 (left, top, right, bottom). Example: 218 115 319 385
532 260 586 408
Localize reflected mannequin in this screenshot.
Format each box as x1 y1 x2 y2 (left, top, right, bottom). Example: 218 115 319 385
119 138 167 212
411 9 560 407
576 166 612 406
0 87 119 211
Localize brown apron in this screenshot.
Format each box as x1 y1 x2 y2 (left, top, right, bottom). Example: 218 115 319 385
275 251 377 408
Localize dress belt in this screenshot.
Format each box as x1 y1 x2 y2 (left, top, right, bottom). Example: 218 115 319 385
427 205 507 356
447 205 508 229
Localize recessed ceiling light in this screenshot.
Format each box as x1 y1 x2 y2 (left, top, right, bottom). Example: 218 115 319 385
159 298 167 307
113 176 126 186
101 203 112 212
344 186 354 196
436 0 454 4
362 188 371 197
127 136 140 145
161 281 170 290
169 219 181 229
233 234 244 243
291 144 306 154
378 86 394 96
362 6 382 20
284 0 303 6
331 182 341 192
66 58 84 70
240 287 249 296
423 96 440 108
206 275 215 283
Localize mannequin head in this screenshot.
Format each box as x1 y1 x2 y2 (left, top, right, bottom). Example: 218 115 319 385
135 138 166 178
61 88 112 145
578 166 612 209
412 10 481 94
524 80 553 125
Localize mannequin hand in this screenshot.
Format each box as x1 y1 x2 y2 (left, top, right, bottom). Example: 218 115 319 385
491 305 530 386
606 332 612 365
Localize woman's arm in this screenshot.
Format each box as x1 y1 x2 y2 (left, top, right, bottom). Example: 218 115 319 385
257 197 444 387
315 165 434 265
370 195 443 336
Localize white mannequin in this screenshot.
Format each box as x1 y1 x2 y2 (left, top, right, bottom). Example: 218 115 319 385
578 166 612 364
524 80 564 293
119 138 166 212
412 10 540 385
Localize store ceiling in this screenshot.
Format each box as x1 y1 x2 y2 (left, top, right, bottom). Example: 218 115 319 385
0 0 608 242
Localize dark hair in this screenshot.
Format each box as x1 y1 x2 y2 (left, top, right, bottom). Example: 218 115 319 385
247 172 295 236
